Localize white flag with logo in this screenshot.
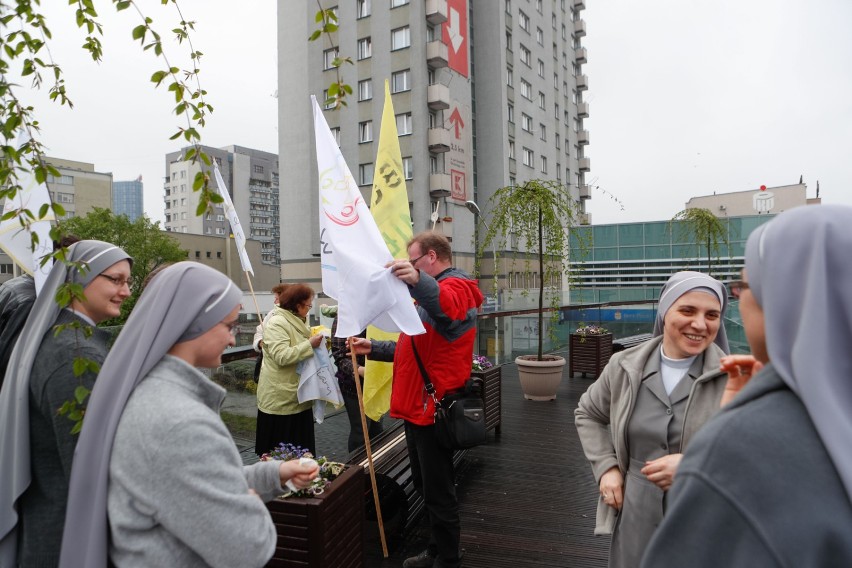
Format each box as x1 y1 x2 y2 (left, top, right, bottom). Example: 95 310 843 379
312 95 424 338
213 162 253 275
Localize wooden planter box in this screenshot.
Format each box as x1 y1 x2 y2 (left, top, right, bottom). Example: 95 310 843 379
569 333 613 378
266 464 365 567
471 365 502 434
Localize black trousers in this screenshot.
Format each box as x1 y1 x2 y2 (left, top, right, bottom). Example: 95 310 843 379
404 421 461 567
254 408 315 457
342 391 384 453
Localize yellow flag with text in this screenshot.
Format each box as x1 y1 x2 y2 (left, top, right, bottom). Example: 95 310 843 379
363 80 414 421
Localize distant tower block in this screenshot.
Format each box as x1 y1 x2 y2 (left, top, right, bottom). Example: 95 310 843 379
753 184 775 214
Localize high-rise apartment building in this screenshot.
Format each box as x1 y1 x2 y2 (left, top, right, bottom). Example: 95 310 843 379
113 177 144 221
163 145 281 265
277 0 591 287
45 157 113 220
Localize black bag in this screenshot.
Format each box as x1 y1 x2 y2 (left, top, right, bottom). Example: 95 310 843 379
411 341 487 450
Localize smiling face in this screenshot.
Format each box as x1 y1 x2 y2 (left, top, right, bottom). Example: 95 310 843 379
661 290 722 359
72 259 132 324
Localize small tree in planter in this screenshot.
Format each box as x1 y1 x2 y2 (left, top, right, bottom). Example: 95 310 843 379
473 180 588 400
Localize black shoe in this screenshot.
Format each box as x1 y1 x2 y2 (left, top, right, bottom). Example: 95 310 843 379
403 550 437 568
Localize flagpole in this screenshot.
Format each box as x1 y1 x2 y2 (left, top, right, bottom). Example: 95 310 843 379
350 343 388 558
243 271 265 333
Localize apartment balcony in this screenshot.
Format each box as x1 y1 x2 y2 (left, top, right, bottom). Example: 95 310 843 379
425 0 448 25
426 40 448 69
428 127 451 153
574 0 586 11
429 173 452 198
579 184 591 199
574 47 587 64
508 121 515 138
576 74 589 91
579 157 591 172
574 19 586 37
578 130 590 145
577 101 589 118
427 83 450 110
580 212 592 225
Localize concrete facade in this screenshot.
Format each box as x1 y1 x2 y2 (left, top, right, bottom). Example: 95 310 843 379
45 157 112 220
163 145 281 265
685 182 820 217
277 0 591 287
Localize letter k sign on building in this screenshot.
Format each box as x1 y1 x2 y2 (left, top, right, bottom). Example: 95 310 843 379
443 0 468 78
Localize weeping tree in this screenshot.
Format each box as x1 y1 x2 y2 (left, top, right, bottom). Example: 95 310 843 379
474 180 588 361
670 208 730 277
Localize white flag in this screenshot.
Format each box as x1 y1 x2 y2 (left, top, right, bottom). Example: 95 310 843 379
213 162 253 276
0 132 55 295
312 96 424 338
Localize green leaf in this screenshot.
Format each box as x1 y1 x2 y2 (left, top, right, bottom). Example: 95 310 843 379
73 357 87 377
74 385 90 405
308 30 321 42
132 24 146 41
70 420 83 435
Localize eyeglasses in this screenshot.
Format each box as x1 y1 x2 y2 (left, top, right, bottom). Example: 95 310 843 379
727 280 750 299
408 253 428 266
99 274 134 288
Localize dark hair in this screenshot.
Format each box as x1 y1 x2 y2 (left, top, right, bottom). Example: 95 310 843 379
53 235 81 251
277 283 314 312
271 283 288 296
408 231 452 262
141 262 174 290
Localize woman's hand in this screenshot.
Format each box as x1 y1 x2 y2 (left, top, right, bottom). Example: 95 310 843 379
640 453 683 491
599 467 624 510
278 459 319 490
308 334 324 349
719 355 764 406
347 337 372 356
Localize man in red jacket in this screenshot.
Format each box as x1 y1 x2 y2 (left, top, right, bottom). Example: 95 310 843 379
350 231 483 568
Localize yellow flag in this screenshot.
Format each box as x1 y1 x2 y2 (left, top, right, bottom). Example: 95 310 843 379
363 80 414 421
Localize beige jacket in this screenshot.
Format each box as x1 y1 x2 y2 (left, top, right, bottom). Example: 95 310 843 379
574 336 727 534
256 307 314 415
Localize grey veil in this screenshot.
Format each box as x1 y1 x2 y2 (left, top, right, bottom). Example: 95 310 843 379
0 240 132 567
59 261 242 568
651 270 730 354
745 204 852 502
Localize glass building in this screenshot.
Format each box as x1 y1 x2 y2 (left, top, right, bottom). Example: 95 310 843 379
113 178 144 221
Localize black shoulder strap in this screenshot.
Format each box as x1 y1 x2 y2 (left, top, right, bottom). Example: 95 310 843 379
410 339 436 397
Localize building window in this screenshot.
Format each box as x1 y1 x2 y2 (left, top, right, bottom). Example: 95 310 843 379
357 0 370 18
55 192 74 204
541 155 548 174
538 59 545 77
322 89 334 109
330 126 341 147
181 212 187 220
216 227 225 235
358 79 372 101
402 157 413 180
555 132 561 149
556 162 561 180
323 47 339 70
539 124 547 141
508 140 515 159
396 112 412 135
217 214 225 222
391 69 411 93
572 62 580 77
391 0 409 6
391 26 411 50
536 27 543 45
357 37 372 60
507 103 514 123
572 89 577 104
520 78 532 99
254 165 264 174
573 117 580 132
521 113 532 132
535 0 542 13
430 155 439 173
506 67 513 86
522 147 534 167
359 163 374 185
562 23 567 40
552 13 557 28
538 92 546 109
519 44 531 66
506 30 512 51
506 0 511 14
180 198 187 206
555 102 560 119
518 10 530 32
359 120 373 143
554 72 560 89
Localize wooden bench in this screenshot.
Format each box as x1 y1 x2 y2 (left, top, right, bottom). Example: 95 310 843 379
611 333 653 353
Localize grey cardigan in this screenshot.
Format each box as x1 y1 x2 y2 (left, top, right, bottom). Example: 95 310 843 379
574 336 727 534
108 355 285 567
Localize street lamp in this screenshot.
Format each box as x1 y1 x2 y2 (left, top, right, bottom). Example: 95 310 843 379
465 200 500 361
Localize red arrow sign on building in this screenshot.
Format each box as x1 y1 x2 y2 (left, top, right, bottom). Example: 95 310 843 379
448 107 464 139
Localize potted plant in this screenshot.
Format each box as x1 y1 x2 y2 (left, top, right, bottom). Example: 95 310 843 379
471 354 502 433
569 323 613 378
262 444 365 567
473 180 587 401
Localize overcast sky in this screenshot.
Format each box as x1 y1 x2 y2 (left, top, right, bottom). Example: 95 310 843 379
17 0 852 226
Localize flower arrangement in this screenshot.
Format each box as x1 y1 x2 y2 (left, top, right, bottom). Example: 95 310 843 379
574 323 609 342
472 354 494 372
260 443 344 498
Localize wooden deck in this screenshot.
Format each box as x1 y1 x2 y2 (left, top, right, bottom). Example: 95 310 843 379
363 361 608 567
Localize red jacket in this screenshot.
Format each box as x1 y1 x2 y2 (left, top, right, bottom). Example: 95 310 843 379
379 267 483 425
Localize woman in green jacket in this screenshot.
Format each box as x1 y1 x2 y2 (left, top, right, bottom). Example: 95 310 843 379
255 284 323 456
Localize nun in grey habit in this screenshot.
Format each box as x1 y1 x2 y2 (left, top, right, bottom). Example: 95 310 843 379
642 204 852 567
575 270 730 568
58 262 318 568
0 240 132 567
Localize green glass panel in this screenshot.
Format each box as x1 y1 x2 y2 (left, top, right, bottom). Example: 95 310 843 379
594 247 617 261
729 241 745 257
645 244 671 259
618 223 644 245
593 225 618 247
619 246 644 260
644 222 670 245
672 244 696 258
